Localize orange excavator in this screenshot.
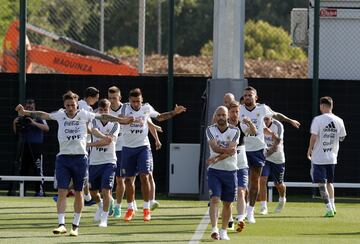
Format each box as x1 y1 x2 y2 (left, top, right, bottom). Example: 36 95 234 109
0 20 138 75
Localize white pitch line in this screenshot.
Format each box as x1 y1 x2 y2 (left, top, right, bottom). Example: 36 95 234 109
189 209 210 244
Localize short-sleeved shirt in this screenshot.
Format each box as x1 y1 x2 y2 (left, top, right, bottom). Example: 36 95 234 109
89 119 119 165
109 104 123 151
235 121 249 169
265 119 285 164
239 104 273 152
49 109 95 155
120 102 160 148
78 99 93 143
310 113 346 165
206 124 240 171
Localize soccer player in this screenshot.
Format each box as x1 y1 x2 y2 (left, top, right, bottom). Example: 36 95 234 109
87 99 119 227
223 92 235 109
240 86 300 224
207 106 239 241
78 86 99 206
307 96 346 217
120 88 186 222
15 91 135 237
107 86 126 218
227 101 256 232
258 116 286 215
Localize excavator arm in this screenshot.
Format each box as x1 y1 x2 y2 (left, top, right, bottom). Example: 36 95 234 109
1 20 138 75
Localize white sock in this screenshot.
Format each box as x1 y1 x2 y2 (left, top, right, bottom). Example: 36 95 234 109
143 201 150 209
73 213 81 226
329 198 335 206
326 203 333 211
128 202 134 210
212 226 219 233
84 194 92 201
101 211 109 221
237 215 245 221
58 213 65 225
150 199 155 205
98 200 103 208
279 197 286 202
260 201 267 208
247 205 254 214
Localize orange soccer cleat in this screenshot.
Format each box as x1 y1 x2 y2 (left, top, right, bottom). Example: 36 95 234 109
143 208 151 221
124 209 135 222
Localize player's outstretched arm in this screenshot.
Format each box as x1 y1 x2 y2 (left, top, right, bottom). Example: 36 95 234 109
95 114 135 125
272 112 300 129
15 104 51 120
156 104 187 122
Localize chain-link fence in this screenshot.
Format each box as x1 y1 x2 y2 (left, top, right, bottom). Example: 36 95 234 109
0 0 324 78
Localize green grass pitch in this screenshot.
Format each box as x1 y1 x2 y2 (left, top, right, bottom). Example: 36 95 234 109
0 195 359 243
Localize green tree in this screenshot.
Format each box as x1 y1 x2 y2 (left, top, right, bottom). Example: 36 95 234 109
201 20 306 61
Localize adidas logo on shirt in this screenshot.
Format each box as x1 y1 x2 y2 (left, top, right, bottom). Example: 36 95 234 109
323 121 337 132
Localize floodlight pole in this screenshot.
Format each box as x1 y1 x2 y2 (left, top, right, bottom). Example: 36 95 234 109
138 0 146 74
100 0 104 52
312 0 320 116
19 0 27 104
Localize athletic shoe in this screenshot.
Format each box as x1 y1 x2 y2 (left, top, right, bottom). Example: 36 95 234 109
94 206 102 222
113 206 121 218
85 199 97 206
332 206 337 215
227 220 234 230
275 201 286 213
69 225 78 236
219 229 230 240
109 199 115 216
150 200 160 211
124 209 135 222
235 220 245 232
99 219 107 227
210 231 220 240
246 211 256 224
259 206 268 215
324 210 335 218
34 192 45 197
52 224 67 235
52 195 58 203
143 208 151 221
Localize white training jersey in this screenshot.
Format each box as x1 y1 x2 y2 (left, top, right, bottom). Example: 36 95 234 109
78 99 93 143
109 104 124 151
310 113 346 165
239 104 273 152
120 102 160 148
206 124 239 171
235 121 250 169
49 109 96 155
89 119 120 165
265 119 285 164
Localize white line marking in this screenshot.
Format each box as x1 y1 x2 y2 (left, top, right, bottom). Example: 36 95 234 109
189 209 210 244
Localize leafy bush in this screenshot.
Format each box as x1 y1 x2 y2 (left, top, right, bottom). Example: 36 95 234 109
200 20 307 61
107 45 138 57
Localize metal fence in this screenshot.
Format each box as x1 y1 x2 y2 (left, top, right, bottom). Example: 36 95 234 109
5 0 360 80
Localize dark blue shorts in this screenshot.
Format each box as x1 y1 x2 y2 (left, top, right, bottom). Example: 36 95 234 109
237 168 248 188
207 168 237 202
311 164 335 183
261 161 285 184
246 149 266 168
55 155 87 191
115 151 123 177
89 163 116 190
121 146 153 177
